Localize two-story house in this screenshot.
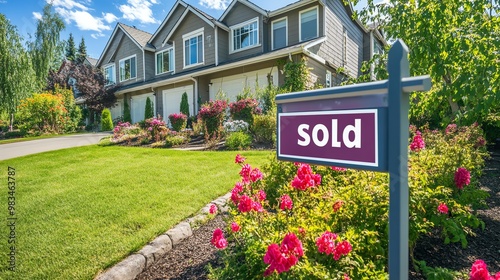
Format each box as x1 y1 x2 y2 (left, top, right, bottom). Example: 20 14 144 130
96 0 386 124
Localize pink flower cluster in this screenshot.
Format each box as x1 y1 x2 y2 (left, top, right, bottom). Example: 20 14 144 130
209 204 217 215
239 164 263 184
280 194 293 210
235 154 246 164
147 117 165 127
437 203 449 214
229 98 261 115
410 131 425 152
263 233 304 276
331 166 347 172
198 100 227 119
211 228 228 249
454 167 471 189
316 231 352 260
113 122 132 134
291 164 321 191
237 194 263 213
470 259 500 280
230 222 240 232
445 123 457 135
168 113 187 121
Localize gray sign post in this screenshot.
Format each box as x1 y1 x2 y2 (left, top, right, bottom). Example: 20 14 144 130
275 39 431 279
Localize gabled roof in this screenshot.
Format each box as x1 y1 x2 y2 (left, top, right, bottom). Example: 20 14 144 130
163 5 228 45
97 23 153 67
149 0 188 43
119 23 154 49
219 0 268 21
84 56 98 67
269 0 323 17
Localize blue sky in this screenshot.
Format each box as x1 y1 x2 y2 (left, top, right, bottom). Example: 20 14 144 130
1 0 367 59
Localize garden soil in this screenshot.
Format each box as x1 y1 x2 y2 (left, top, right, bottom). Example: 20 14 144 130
135 143 500 280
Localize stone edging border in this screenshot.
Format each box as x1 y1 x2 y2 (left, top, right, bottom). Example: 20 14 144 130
94 192 231 280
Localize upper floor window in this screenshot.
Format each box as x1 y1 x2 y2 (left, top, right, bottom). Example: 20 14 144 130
119 55 136 82
300 7 318 42
104 64 116 85
156 48 174 75
231 18 259 52
272 17 287 50
183 28 204 68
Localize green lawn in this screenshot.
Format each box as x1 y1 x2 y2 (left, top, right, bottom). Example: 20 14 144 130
0 146 271 279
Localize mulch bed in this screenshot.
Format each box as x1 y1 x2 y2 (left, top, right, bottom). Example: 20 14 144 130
135 143 500 279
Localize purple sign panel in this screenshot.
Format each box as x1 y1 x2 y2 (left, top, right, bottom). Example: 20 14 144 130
278 109 378 167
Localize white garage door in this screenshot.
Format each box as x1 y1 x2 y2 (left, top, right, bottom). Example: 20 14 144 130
131 93 155 124
109 99 123 121
209 68 279 102
162 85 194 122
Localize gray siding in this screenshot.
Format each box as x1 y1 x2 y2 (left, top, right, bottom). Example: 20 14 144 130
150 5 185 51
98 31 124 67
318 0 364 77
217 28 229 63
223 2 264 61
170 12 215 73
144 50 155 80
269 3 324 48
114 34 144 86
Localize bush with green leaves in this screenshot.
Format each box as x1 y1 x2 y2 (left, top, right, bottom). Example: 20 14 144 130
209 124 488 279
100 108 113 131
225 131 252 150
123 99 132 123
229 98 262 127
168 113 187 132
198 99 227 139
180 92 190 118
252 113 276 146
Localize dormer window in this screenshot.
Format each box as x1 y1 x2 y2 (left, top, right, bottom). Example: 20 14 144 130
300 6 318 42
230 17 259 53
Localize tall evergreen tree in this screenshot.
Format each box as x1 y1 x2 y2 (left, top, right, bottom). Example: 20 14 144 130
0 14 37 130
28 3 65 90
145 97 154 119
65 33 77 62
77 37 87 64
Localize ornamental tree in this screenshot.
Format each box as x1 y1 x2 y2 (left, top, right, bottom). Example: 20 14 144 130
353 0 500 126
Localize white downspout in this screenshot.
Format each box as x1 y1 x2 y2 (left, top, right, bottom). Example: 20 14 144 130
190 77 198 115
143 49 146 81
215 26 219 66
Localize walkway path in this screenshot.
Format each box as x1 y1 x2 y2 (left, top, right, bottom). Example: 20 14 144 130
0 132 111 161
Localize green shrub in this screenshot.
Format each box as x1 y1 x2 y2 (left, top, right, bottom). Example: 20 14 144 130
198 100 227 138
100 109 113 131
123 99 132 123
209 123 488 279
168 113 187 132
229 98 261 127
16 92 69 134
3 130 26 139
252 113 276 146
225 131 252 150
180 92 190 118
164 134 187 147
145 97 154 119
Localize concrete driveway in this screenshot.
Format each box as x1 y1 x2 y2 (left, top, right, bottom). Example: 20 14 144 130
0 132 112 161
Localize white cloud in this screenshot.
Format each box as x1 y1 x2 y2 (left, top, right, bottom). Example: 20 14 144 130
119 0 159 24
91 33 106 39
32 12 42 20
199 0 229 10
103 12 118 24
49 0 89 11
50 0 114 38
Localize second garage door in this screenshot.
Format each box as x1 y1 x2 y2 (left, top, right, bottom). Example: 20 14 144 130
162 85 194 123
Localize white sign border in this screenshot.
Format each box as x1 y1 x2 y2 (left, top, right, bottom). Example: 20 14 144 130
278 109 379 167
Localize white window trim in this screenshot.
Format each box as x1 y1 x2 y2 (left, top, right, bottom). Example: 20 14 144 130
118 55 137 82
271 17 288 51
299 6 319 42
342 27 347 66
229 17 261 54
155 48 174 75
103 63 116 85
183 28 204 69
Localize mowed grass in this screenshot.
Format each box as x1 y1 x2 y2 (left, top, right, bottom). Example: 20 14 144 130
0 146 271 279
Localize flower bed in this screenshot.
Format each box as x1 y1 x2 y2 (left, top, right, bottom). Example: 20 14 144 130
209 124 489 279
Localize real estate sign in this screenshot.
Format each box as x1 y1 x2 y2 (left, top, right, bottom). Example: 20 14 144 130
275 40 431 280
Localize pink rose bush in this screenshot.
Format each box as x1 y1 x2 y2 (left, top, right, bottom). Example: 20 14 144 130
455 167 471 189
209 204 217 215
470 260 500 280
211 228 227 249
210 124 489 279
168 112 187 132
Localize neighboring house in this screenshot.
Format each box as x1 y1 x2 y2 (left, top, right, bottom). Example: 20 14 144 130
96 0 386 124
